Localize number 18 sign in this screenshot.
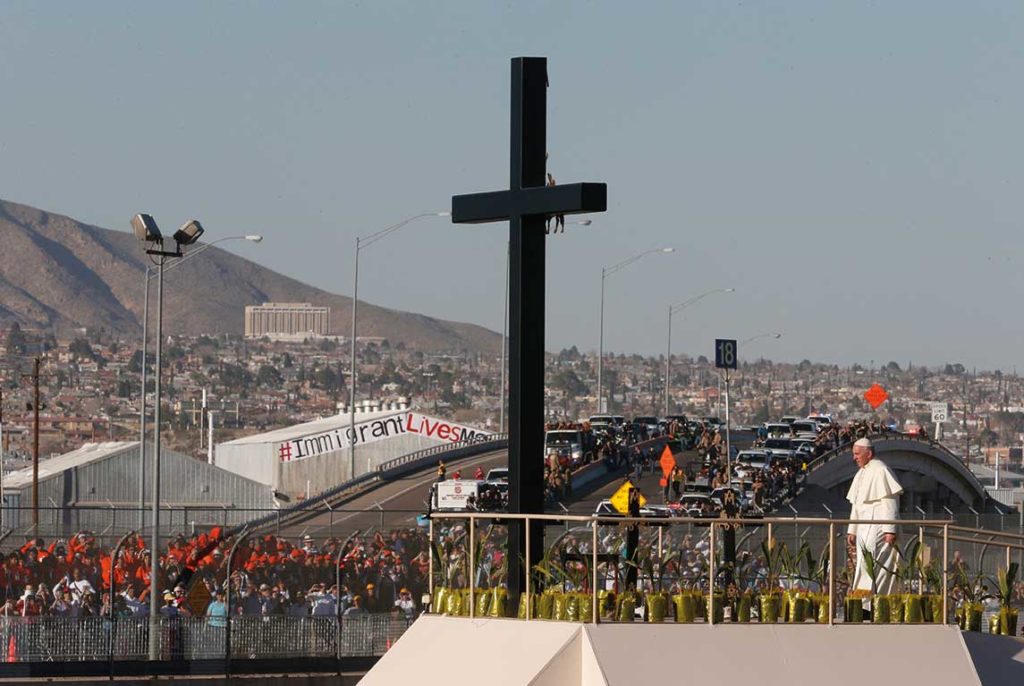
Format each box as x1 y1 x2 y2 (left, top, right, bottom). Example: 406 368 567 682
715 339 737 370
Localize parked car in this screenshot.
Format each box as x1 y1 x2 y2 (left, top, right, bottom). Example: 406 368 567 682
486 467 508 483
593 499 665 518
632 416 660 437
676 493 718 518
761 437 797 464
734 450 773 477
763 423 792 437
789 420 821 436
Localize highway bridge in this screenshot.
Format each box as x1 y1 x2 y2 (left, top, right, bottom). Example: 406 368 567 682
802 433 996 514
240 428 1006 545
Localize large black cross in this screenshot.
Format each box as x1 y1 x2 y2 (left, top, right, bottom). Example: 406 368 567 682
451 57 607 601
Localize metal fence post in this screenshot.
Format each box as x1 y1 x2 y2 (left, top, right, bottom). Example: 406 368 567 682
592 518 599 625
827 522 835 626
525 515 532 621
225 527 250 673
427 518 434 612
109 529 137 673
941 523 949 625
337 529 361 600
468 516 475 618
708 521 716 627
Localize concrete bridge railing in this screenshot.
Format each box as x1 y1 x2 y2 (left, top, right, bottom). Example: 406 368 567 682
805 433 989 509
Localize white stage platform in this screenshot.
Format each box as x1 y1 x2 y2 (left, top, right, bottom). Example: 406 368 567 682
360 615 1024 685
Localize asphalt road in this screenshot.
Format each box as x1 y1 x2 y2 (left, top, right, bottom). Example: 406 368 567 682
281 448 509 539
278 430 757 540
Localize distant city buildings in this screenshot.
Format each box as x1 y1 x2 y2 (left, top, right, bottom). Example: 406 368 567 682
244 302 330 340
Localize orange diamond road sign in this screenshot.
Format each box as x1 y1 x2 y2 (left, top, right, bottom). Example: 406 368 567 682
864 383 889 410
659 445 677 478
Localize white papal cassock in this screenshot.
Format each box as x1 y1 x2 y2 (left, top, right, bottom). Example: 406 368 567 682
847 457 904 594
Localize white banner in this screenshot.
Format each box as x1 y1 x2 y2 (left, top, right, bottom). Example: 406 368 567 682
277 412 492 462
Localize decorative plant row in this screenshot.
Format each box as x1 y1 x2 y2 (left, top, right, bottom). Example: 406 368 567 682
429 525 1018 635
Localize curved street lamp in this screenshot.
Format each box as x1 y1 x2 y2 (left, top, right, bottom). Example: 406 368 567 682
664 288 734 415
350 212 449 477
741 332 783 347
598 247 674 412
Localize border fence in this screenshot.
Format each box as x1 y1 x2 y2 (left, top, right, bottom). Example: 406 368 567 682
0 614 410 663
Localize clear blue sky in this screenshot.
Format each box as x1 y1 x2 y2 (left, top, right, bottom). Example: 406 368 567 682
1 1 1022 370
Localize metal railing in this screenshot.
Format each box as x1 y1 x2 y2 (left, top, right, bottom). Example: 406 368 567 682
428 511 1024 631
0 614 412 663
807 432 968 473
241 435 508 533
378 434 508 476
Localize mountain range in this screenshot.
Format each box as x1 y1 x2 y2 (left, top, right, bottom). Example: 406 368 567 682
0 199 500 353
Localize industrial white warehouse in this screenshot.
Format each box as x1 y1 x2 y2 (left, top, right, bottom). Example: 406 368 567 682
1 441 277 541
214 401 493 498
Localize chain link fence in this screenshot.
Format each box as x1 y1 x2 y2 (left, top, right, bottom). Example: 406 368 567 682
0 614 412 662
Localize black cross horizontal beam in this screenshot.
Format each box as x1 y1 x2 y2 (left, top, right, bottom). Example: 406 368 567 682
451 182 606 224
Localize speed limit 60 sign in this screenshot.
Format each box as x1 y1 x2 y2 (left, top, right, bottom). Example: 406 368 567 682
931 402 949 423
715 339 737 370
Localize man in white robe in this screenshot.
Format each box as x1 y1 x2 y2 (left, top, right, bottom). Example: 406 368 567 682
846 437 904 595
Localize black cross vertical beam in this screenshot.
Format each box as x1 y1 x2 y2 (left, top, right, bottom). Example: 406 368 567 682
451 57 607 602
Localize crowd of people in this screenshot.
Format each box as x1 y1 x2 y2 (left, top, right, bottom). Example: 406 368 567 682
0 528 432 622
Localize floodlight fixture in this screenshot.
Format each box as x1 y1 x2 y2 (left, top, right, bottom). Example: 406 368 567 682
131 214 162 243
173 220 205 246
244 235 264 242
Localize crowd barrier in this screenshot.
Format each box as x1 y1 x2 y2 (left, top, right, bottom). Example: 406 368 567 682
0 614 411 663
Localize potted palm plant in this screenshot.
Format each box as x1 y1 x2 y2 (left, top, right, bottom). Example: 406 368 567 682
641 549 678 623
757 538 783 623
951 563 986 632
990 562 1019 636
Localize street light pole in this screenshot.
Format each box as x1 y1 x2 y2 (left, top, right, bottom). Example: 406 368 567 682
349 213 449 479
349 234 361 480
132 213 205 661
664 288 734 416
597 247 674 413
137 234 261 526
139 266 149 530
149 256 164 650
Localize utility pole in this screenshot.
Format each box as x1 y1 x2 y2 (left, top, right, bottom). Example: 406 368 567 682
0 385 4 533
32 357 40 530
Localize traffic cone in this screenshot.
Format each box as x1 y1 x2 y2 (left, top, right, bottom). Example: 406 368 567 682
7 634 16 663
